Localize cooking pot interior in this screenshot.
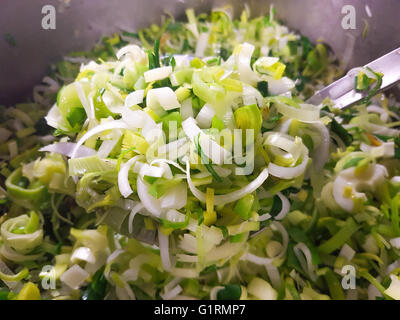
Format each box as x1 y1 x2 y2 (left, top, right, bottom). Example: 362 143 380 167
1 0 399 104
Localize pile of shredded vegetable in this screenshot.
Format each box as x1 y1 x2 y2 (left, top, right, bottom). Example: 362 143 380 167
1 6 400 300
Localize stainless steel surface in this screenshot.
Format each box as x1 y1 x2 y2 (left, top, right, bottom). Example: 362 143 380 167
307 47 400 108
1 0 400 105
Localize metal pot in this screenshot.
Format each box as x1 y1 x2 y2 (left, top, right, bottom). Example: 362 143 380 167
1 0 400 104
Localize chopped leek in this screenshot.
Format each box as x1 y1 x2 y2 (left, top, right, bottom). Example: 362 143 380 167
0 6 399 301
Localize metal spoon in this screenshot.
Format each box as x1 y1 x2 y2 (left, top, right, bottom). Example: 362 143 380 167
307 47 400 108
